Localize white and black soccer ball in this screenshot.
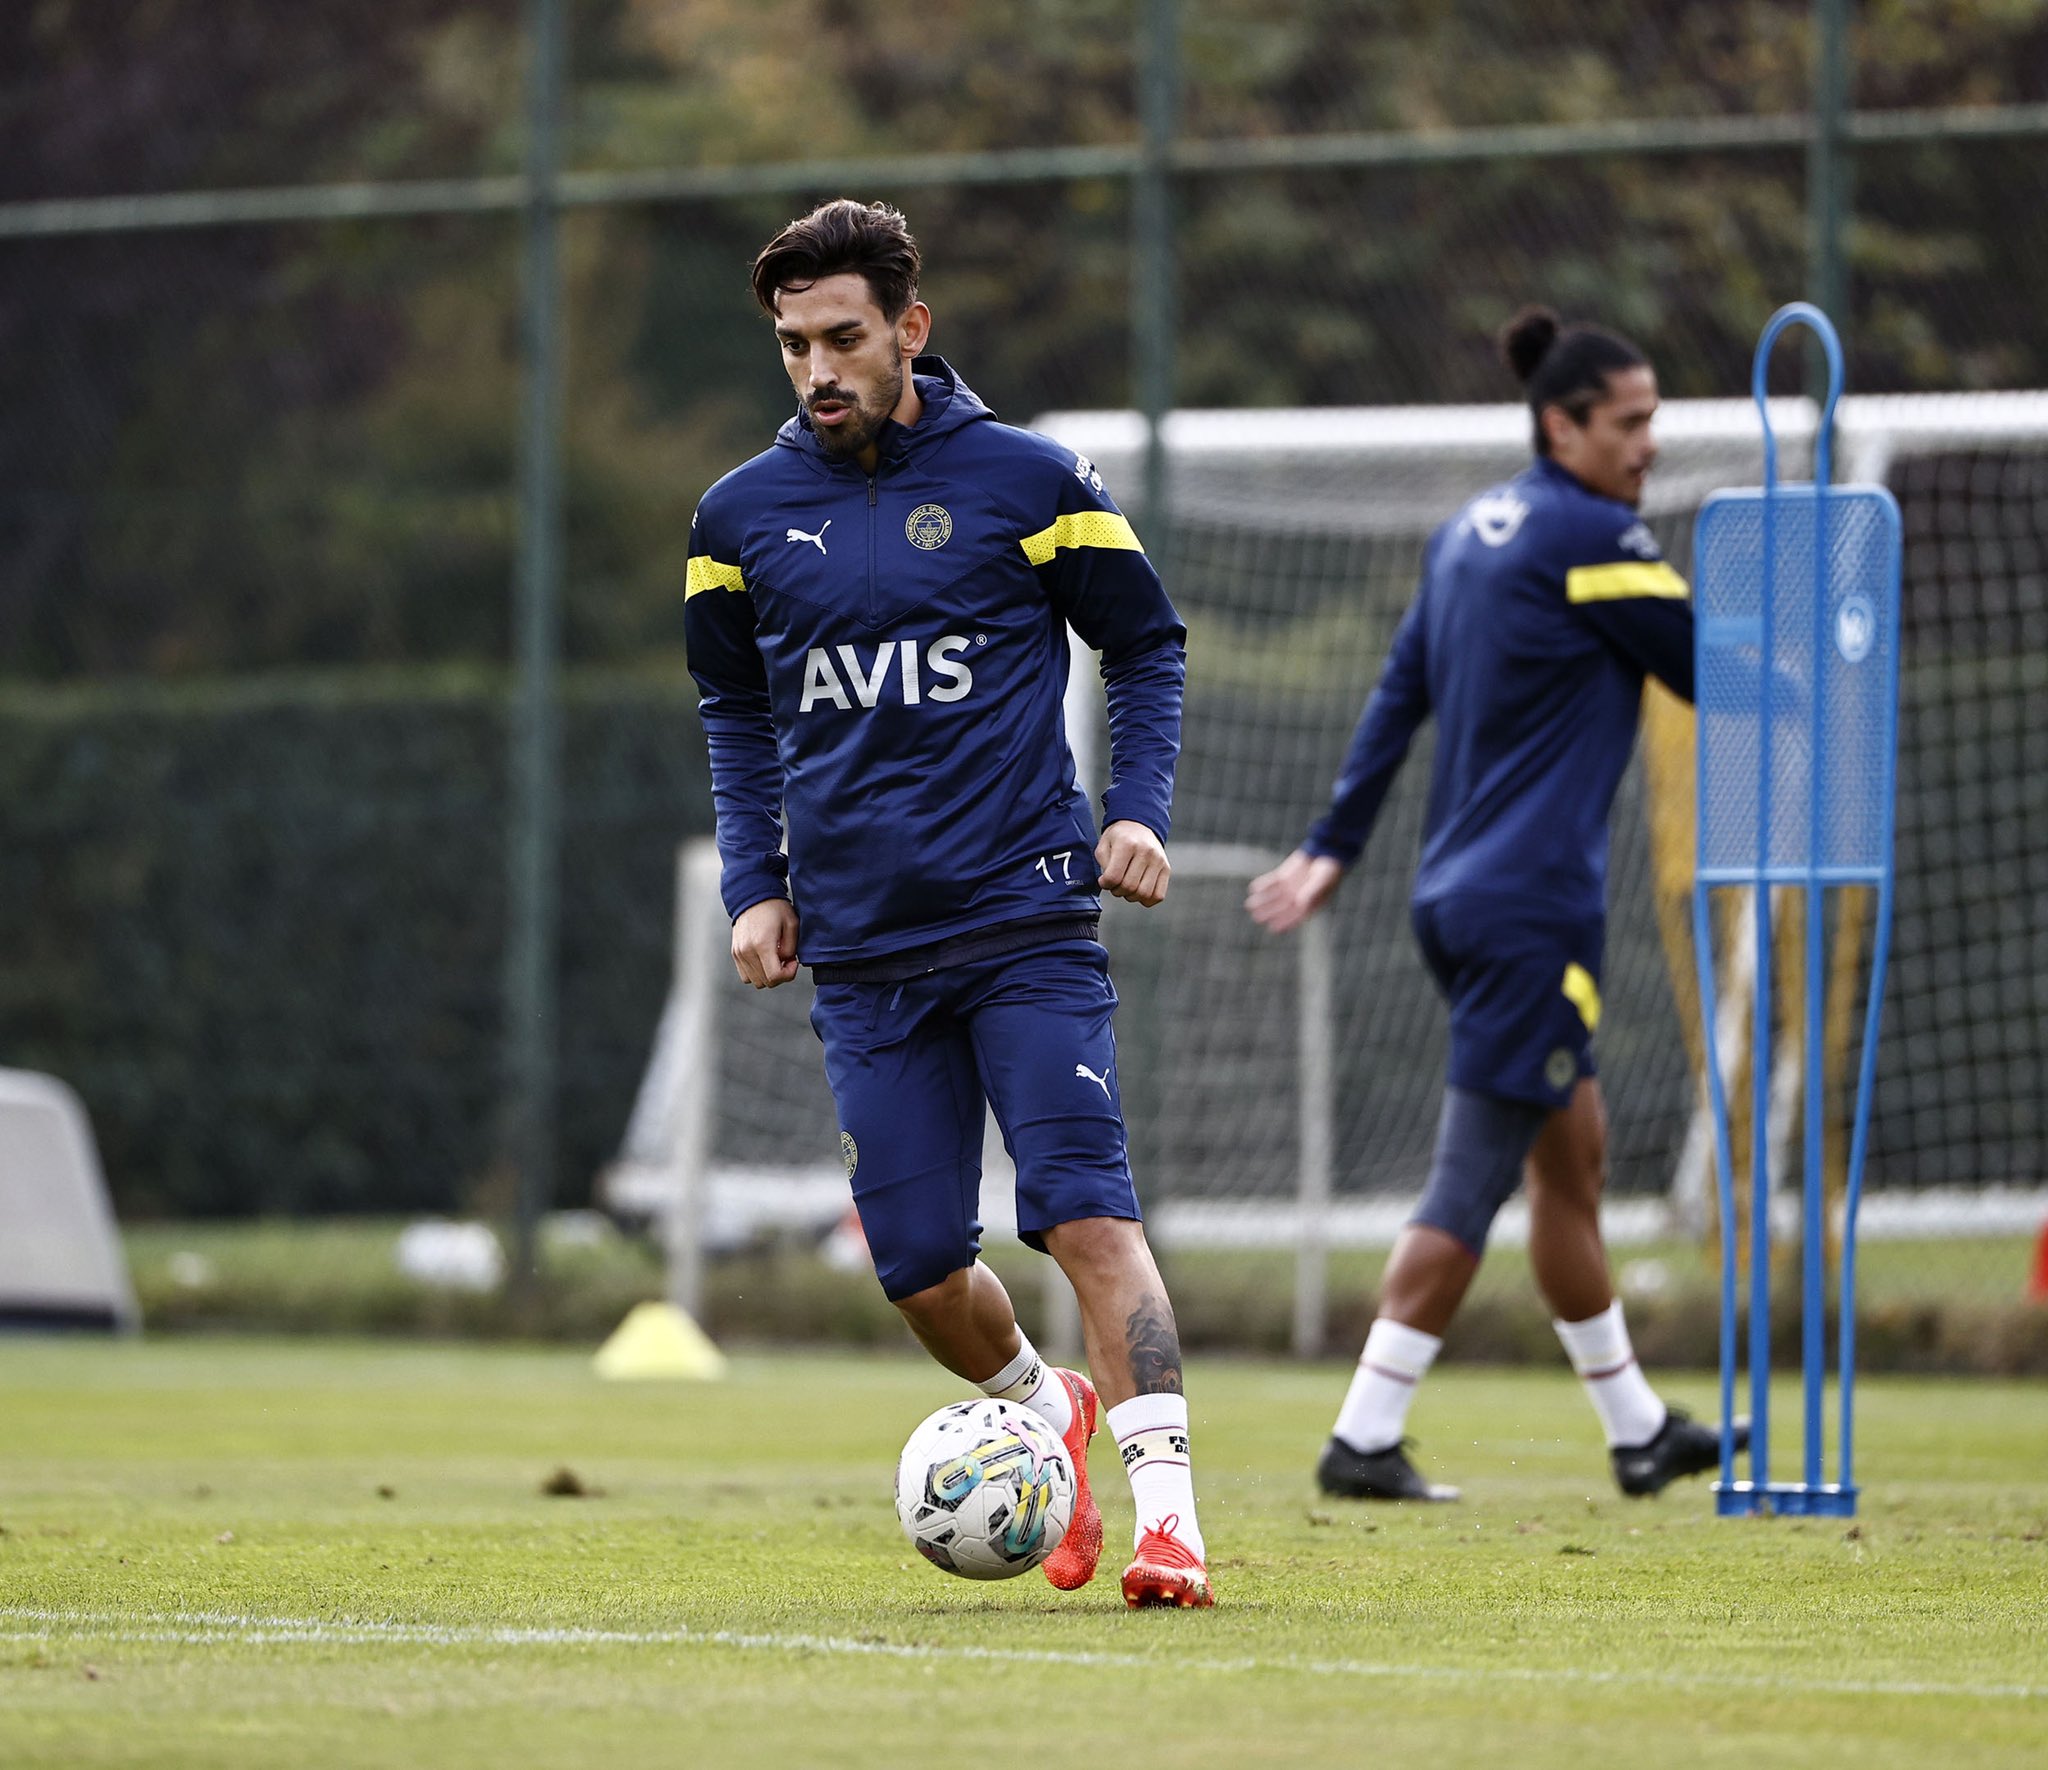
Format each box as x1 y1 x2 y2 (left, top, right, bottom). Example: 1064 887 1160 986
894 1397 1075 1580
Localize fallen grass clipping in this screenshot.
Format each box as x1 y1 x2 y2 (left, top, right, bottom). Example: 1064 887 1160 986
2 1339 2045 1769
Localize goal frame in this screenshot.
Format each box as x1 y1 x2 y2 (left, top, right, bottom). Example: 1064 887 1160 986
611 838 1340 1354
610 390 2048 1354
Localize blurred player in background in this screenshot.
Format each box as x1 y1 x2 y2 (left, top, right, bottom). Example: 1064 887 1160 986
686 199 1211 1605
1248 306 1746 1502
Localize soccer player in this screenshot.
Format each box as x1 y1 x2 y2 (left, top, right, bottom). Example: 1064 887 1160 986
685 199 1212 1606
1247 306 1747 1502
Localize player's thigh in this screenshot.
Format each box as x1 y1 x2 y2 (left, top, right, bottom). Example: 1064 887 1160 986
958 941 1139 1245
1430 898 1604 1112
809 979 986 1300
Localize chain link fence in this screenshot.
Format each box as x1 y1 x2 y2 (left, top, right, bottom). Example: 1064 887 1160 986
3 2 2043 1320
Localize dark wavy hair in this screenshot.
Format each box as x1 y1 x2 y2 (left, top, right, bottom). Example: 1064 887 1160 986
750 199 922 321
1499 305 1649 455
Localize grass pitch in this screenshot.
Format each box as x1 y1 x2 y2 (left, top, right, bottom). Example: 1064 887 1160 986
2 1340 2045 1769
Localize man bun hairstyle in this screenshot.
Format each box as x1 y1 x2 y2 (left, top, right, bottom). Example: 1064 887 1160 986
1499 303 1648 455
750 198 921 321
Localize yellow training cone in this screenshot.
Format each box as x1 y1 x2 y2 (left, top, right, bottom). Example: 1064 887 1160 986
593 1301 728 1381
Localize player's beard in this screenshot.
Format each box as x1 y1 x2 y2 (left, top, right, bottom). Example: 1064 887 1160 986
808 359 903 460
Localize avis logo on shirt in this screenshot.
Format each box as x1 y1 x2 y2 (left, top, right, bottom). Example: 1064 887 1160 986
799 636 976 712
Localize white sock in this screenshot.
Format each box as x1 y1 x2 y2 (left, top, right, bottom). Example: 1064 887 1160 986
976 1335 1074 1439
1332 1317 1441 1454
1554 1300 1668 1449
1108 1393 1203 1560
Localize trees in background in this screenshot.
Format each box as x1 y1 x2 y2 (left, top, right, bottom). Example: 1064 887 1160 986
5 1 2047 680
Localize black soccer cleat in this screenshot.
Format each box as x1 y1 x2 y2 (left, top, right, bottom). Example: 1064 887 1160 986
1611 1407 1751 1498
1316 1435 1461 1502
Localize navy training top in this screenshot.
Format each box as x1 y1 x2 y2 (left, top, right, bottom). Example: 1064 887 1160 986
685 356 1187 965
1303 455 1695 920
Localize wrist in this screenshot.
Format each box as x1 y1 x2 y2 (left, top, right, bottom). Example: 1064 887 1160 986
1103 815 1166 844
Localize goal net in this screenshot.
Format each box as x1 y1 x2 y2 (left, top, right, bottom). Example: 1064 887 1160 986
612 393 2048 1335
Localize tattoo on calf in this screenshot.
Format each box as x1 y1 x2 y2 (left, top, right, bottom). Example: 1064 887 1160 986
1123 1297 1184 1395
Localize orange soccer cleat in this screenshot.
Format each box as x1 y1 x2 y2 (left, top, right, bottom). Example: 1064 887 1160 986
1041 1368 1102 1591
1121 1514 1214 1610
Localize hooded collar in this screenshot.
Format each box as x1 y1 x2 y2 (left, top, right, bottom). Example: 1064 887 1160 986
1528 453 1632 509
1529 455 1587 496
776 354 994 471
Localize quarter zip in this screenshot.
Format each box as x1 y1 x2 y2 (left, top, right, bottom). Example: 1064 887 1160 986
865 471 879 627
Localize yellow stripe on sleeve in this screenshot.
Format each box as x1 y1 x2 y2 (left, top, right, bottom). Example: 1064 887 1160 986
1564 560 1689 604
685 555 747 599
1562 962 1603 1034
1019 510 1145 567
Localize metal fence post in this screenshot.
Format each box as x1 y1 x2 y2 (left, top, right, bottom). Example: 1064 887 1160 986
505 0 568 1303
1133 0 1180 548
1808 0 1851 349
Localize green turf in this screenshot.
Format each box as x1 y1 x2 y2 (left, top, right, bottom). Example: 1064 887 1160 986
2 1340 2044 1769
120 1218 669 1340
116 1219 2046 1374
1199 1232 2041 1307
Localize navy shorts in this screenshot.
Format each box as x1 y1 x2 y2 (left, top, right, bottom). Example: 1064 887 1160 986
808 939 1141 1301
1411 894 1604 1112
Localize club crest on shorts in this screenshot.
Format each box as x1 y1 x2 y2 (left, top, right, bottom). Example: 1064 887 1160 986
840 1131 859 1177
905 504 952 550
1545 1048 1578 1092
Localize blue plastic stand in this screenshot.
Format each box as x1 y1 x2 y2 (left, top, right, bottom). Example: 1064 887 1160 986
1692 304 1901 1518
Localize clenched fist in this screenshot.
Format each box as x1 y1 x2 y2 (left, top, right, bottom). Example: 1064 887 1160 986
1095 820 1171 908
732 897 800 989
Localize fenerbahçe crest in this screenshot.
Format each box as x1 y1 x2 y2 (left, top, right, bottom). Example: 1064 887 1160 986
905 504 952 550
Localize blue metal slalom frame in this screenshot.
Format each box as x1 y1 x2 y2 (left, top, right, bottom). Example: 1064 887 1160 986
1691 304 1901 1518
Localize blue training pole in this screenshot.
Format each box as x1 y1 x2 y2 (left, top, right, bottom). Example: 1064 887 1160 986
1701 301 1892 1515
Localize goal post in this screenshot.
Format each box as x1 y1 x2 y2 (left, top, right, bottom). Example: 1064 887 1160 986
611 389 2048 1347
1039 391 2048 1272
608 838 1340 1353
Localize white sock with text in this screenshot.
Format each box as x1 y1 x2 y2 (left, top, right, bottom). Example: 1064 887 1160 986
977 1334 1075 1439
1108 1392 1203 1559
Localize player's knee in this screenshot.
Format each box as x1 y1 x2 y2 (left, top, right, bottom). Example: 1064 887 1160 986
1528 1150 1604 1215
878 1239 976 1310
853 1178 980 1304
884 1261 970 1327
1040 1213 1144 1278
1409 1087 1547 1257
1529 1105 1608 1213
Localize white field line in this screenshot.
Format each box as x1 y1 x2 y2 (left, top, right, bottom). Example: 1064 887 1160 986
1 1607 2042 1704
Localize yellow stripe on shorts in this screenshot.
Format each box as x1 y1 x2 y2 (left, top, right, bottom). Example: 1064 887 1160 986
1562 962 1603 1034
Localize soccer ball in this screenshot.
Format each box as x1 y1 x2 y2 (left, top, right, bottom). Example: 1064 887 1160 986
894 1397 1075 1580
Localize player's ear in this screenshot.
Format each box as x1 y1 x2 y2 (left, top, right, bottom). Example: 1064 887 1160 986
898 300 931 359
